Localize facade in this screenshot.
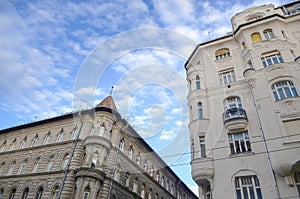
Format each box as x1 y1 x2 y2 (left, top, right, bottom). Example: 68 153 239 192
0 96 198 199
185 1 300 199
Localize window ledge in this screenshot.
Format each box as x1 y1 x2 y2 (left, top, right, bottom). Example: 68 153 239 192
229 151 255 158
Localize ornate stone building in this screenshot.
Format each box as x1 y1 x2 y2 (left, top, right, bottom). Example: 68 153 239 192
185 1 300 199
0 96 198 199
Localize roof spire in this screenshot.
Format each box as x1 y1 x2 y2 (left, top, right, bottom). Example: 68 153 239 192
110 86 114 96
97 86 118 111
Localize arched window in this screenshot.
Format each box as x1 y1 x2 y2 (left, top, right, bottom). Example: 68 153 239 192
196 75 201 89
50 185 60 199
155 192 159 199
71 127 79 140
91 152 98 168
125 172 130 187
261 51 284 67
136 153 141 165
156 171 160 182
7 161 16 175
36 186 44 199
148 188 153 199
161 176 165 187
19 137 27 149
113 164 120 182
83 187 90 199
0 188 4 199
0 141 6 152
61 154 70 170
9 188 16 199
128 146 133 159
224 96 242 110
56 129 64 142
31 135 39 147
272 81 298 101
251 32 262 43
47 156 55 171
171 184 174 194
150 166 154 177
19 159 28 174
198 102 203 119
21 187 29 199
166 180 170 191
118 139 124 151
32 157 40 173
235 176 262 199
215 48 230 60
143 160 148 172
9 139 16 151
0 162 5 175
43 132 51 145
263 29 275 39
294 170 300 196
133 177 138 193
141 184 146 199
99 126 105 137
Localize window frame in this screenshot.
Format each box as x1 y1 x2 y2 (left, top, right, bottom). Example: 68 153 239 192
235 175 263 199
196 75 201 89
198 102 203 119
228 131 252 155
263 29 275 40
21 187 29 199
271 80 298 101
219 69 236 85
215 48 231 60
261 52 283 67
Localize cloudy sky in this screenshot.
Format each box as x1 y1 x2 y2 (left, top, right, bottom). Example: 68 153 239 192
0 0 294 195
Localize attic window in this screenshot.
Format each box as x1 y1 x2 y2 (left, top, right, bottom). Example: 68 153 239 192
247 15 263 22
215 48 230 60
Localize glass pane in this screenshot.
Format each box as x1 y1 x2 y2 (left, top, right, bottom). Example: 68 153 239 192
278 88 285 99
236 190 242 199
267 58 272 66
249 186 255 199
284 87 292 97
243 187 249 199
256 188 263 199
273 91 279 101
272 56 278 64
292 87 298 97
235 140 241 153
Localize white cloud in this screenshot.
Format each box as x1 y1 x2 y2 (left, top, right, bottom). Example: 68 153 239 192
188 184 199 197
159 129 177 140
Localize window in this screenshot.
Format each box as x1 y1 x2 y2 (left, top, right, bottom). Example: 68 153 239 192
235 176 262 199
171 184 174 194
128 146 133 159
156 171 160 182
125 172 130 187
143 160 148 172
50 185 60 199
196 75 201 89
215 48 230 60
0 188 3 199
133 178 138 193
263 29 275 40
7 161 16 175
228 131 251 154
251 33 262 43
36 186 44 199
261 52 283 67
32 157 40 173
71 127 79 140
21 187 29 199
242 42 246 49
56 130 64 142
19 137 27 149
31 135 39 147
118 139 124 151
199 136 206 158
83 187 90 199
0 162 5 175
224 96 242 110
19 159 28 174
150 166 154 177
43 132 51 145
9 139 16 151
198 102 203 119
99 126 105 136
113 165 120 181
191 142 195 159
0 141 6 152
148 189 153 199
47 156 55 171
219 69 236 85
272 81 298 101
9 188 16 199
136 153 141 165
161 176 165 187
91 152 98 168
294 171 300 196
141 184 146 199
61 154 70 170
206 184 212 199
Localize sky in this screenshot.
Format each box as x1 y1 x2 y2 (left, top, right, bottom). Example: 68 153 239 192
0 0 295 196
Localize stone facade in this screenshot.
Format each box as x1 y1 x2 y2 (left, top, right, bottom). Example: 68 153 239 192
0 96 198 199
185 1 300 199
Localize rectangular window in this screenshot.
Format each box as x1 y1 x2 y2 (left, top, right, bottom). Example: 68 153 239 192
261 53 283 67
199 136 206 158
235 176 263 199
219 69 236 85
228 131 251 154
83 192 89 199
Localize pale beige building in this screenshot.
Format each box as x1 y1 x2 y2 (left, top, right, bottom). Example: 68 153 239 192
185 1 300 199
0 96 198 199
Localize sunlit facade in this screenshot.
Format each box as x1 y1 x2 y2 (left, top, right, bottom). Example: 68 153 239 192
185 2 300 199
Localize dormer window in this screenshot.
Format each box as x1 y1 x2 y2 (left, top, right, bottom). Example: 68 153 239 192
263 29 275 40
251 32 262 43
215 48 230 60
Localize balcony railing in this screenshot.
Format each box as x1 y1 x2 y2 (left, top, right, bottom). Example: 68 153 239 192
223 108 247 123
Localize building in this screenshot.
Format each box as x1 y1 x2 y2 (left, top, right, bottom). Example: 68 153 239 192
0 95 198 199
185 1 300 199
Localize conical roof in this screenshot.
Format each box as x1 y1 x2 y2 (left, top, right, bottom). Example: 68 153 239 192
97 96 118 112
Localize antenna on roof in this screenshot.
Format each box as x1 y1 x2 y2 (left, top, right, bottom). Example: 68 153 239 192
110 86 114 96
208 31 211 40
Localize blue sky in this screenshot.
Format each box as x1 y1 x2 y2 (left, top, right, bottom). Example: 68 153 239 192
0 0 295 195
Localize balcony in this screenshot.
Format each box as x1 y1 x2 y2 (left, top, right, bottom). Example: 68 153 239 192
191 157 214 185
223 108 248 131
